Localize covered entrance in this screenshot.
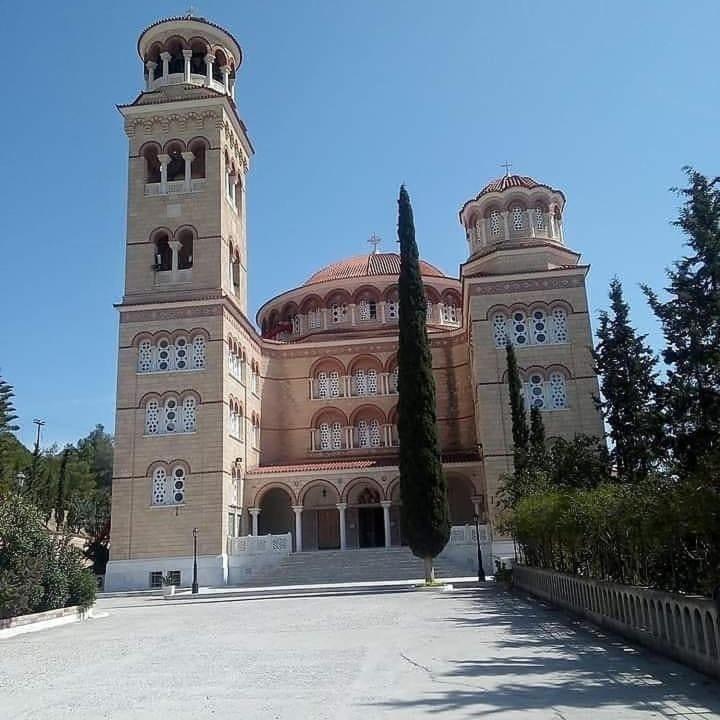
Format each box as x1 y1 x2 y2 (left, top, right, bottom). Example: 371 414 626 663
346 481 389 549
358 506 384 548
301 482 341 551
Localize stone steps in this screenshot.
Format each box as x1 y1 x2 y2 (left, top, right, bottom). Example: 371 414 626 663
238 547 471 587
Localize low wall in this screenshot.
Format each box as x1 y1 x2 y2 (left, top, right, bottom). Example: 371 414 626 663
0 606 89 639
513 565 720 680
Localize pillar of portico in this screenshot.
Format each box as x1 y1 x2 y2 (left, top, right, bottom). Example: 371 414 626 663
181 151 195 192
292 505 304 552
381 501 392 549
249 507 260 535
160 51 171 81
220 65 231 94
145 61 157 90
336 502 347 550
204 53 215 87
182 49 192 83
471 495 483 518
158 154 170 194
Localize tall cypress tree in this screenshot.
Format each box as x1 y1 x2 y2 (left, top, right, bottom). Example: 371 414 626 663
506 343 529 473
55 446 71 531
397 185 450 582
644 169 720 477
528 407 547 471
594 278 661 482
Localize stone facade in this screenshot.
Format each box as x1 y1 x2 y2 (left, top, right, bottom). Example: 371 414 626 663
105 17 602 590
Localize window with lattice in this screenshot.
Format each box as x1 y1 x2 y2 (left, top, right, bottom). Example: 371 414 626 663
182 397 196 432
317 371 329 399
369 419 381 447
492 313 508 348
530 309 548 345
390 367 399 393
292 316 301 335
331 422 343 449
489 210 502 237
354 369 367 396
527 373 545 410
535 207 545 230
359 299 377 321
191 336 206 369
367 370 378 395
331 304 346 324
329 371 341 397
319 423 331 451
425 297 433 321
442 303 459 324
512 310 528 346
549 372 568 409
138 340 154 372
156 339 173 371
163 398 179 433
309 309 322 329
386 300 399 320
511 207 524 231
357 420 369 447
151 465 185 506
551 307 569 343
174 337 188 370
145 400 160 434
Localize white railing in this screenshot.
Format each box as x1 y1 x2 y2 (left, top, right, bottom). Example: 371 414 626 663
449 523 490 545
513 565 720 681
144 179 206 197
228 533 292 555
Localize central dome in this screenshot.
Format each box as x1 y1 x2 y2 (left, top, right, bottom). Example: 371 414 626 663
304 252 447 286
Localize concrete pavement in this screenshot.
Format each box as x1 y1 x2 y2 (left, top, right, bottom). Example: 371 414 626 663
1 585 719 719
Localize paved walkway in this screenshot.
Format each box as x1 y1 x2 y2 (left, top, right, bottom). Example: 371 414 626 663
1 585 719 719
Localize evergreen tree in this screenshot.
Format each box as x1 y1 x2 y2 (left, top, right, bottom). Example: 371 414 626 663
594 278 662 481
0 375 20 483
644 169 720 477
506 343 529 473
55 446 71 531
528 407 547 471
397 185 450 582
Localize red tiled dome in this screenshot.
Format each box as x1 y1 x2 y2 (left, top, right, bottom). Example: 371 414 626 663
304 252 447 285
478 175 542 196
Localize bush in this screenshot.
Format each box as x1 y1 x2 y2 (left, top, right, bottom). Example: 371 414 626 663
0 493 96 618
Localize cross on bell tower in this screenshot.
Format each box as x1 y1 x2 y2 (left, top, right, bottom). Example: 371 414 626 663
368 233 382 254
501 161 512 176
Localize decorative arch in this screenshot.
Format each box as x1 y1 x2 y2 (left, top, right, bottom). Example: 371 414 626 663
349 404 386 426
301 479 340 506
323 288 353 306
343 477 384 504
311 406 348 428
254 481 296 507
347 354 383 375
309 356 346 377
300 293 323 314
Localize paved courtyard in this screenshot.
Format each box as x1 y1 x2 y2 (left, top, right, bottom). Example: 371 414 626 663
1 585 719 719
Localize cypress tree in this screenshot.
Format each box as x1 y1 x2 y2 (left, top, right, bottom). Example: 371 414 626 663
594 278 661 482
506 342 529 473
528 407 547 471
397 185 450 583
55 446 71 531
644 169 720 477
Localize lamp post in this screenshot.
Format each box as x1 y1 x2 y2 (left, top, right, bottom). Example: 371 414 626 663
191 527 199 594
473 513 484 582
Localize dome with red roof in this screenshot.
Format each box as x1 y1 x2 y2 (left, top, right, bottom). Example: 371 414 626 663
304 252 447 285
477 174 543 196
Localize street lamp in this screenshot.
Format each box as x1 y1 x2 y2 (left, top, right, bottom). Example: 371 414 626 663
473 513 484 582
191 527 199 594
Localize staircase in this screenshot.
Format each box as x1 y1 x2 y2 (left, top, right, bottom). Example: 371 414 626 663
238 547 472 587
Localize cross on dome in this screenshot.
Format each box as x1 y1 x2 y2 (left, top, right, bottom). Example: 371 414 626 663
501 160 512 176
368 233 382 254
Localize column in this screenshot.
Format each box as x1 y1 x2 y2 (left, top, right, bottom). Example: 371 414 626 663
292 505 303 552
145 61 157 90
502 210 510 241
237 507 244 536
168 239 181 275
526 209 536 238
220 65 231 94
204 53 215 87
228 172 237 205
249 507 260 535
181 151 194 192
381 501 392 548
336 503 347 550
158 154 170 194
183 49 192 83
547 205 555 240
160 51 171 81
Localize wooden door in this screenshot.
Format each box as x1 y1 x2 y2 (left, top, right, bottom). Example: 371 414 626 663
317 509 340 549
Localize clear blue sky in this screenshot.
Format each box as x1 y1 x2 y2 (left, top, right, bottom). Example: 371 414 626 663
2 0 719 449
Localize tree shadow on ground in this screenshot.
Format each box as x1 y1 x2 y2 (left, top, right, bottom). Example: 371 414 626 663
371 585 720 717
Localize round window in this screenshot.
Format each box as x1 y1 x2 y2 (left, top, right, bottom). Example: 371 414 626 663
531 375 542 384
175 468 184 478
174 492 184 503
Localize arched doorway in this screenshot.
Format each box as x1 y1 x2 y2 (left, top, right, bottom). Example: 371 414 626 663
302 482 341 550
346 479 385 548
258 487 293 539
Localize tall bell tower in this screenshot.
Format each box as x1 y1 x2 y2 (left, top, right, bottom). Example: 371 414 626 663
106 16 255 591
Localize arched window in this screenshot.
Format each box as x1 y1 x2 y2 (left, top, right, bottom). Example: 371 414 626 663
156 338 173 370
527 373 545 410
308 306 322 329
174 336 189 370
530 308 548 345
292 315 301 335
165 141 185 182
138 339 154 372
330 303 347 324
522 370 569 411
137 334 206 373
145 394 197 435
142 144 161 184
153 231 172 272
177 228 193 270
511 206 525 231
188 138 207 179
425 295 434 322
151 464 186 506
511 310 528 345
551 307 569 343
229 401 243 439
355 417 382 448
145 400 160 434
252 415 261 448
548 372 568 409
166 38 185 74
389 366 399 394
534 207 545 230
182 396 197 432
191 335 206 369
489 210 502 238
189 40 206 75
358 298 377 321
492 312 509 348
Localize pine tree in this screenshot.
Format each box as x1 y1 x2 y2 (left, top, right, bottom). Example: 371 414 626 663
644 169 720 477
397 185 450 583
594 278 661 482
55 446 71 531
506 343 529 473
0 376 20 482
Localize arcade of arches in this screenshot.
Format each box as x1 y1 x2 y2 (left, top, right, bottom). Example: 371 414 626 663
252 475 483 552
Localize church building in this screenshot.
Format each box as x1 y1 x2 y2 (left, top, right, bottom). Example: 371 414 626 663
105 15 602 590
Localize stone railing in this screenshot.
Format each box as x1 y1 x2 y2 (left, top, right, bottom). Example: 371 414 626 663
513 565 720 680
449 523 491 545
227 533 292 555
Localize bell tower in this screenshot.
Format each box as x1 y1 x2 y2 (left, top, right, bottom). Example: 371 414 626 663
106 16 255 591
